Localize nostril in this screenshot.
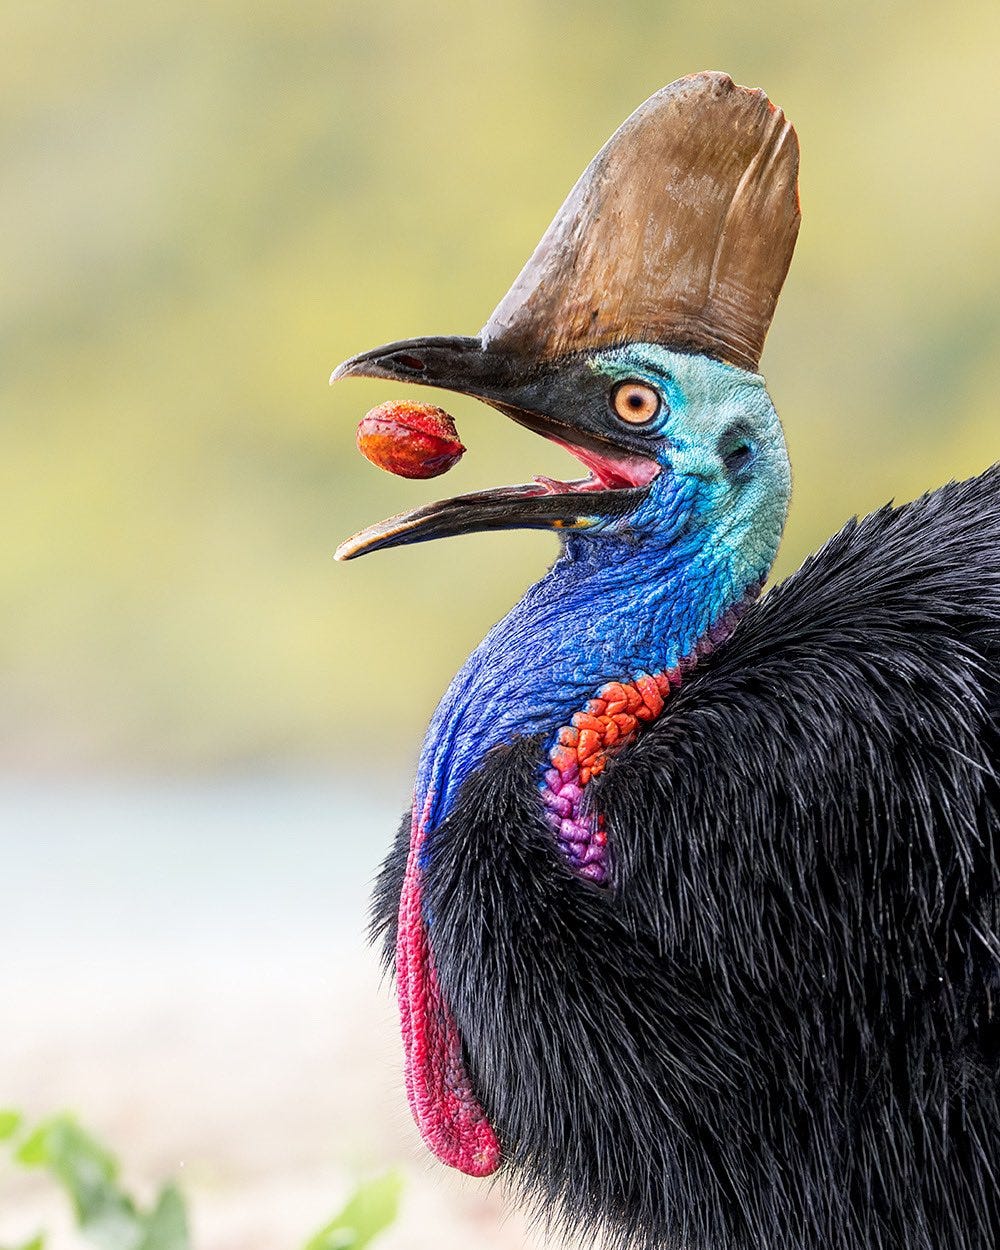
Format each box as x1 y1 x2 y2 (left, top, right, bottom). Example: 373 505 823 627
391 354 427 373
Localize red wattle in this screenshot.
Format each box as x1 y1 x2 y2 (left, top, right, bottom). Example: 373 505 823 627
396 800 500 1176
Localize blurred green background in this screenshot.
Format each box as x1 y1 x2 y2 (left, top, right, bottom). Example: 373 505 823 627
3 6 999 1247
3 0 998 777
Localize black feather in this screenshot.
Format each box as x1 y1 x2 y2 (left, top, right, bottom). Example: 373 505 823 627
372 466 1000 1250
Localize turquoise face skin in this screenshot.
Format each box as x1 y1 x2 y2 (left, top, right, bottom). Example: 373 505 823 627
414 344 792 829
584 343 791 587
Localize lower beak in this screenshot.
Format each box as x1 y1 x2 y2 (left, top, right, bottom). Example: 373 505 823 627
331 335 657 560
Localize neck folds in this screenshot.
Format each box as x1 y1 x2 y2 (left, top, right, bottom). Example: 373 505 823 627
540 581 761 883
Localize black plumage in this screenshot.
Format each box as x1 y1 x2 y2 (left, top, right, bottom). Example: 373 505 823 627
373 468 1000 1250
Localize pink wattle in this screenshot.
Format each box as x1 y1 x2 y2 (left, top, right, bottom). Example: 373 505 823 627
396 798 501 1176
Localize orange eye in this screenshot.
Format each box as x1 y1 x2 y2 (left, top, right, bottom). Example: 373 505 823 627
611 380 661 425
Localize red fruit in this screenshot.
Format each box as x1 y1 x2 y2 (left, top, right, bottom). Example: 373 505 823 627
356 401 465 479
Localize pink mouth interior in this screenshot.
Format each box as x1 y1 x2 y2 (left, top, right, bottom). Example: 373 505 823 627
396 803 500 1177
530 438 660 495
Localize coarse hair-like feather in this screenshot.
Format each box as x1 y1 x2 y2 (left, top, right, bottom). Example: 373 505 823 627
372 466 1000 1250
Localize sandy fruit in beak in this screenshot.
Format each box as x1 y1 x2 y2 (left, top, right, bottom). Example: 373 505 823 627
357 401 465 480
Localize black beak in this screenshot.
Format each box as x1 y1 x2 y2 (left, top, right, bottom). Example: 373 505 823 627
331 335 510 391
331 335 659 560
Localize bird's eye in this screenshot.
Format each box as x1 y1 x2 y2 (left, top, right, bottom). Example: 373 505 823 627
611 380 662 425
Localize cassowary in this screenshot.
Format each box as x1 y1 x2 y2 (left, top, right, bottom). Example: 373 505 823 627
332 73 1000 1250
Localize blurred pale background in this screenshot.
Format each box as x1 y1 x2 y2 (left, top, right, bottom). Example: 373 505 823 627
2 1 998 1247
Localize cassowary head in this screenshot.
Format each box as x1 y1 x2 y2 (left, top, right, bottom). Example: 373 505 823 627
334 72 798 585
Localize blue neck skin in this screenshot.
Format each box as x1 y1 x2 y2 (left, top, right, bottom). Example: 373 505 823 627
416 497 752 831
413 347 790 835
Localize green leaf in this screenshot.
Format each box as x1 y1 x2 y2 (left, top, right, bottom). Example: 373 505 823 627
1 1237 45 1250
12 1116 191 1250
135 1185 190 1250
302 1173 403 1250
0 1110 22 1141
15 1116 140 1249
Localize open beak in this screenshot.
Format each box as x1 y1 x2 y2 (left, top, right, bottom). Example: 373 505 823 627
331 335 659 560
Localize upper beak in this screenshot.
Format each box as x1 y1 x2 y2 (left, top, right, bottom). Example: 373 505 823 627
331 335 511 392
331 334 659 560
